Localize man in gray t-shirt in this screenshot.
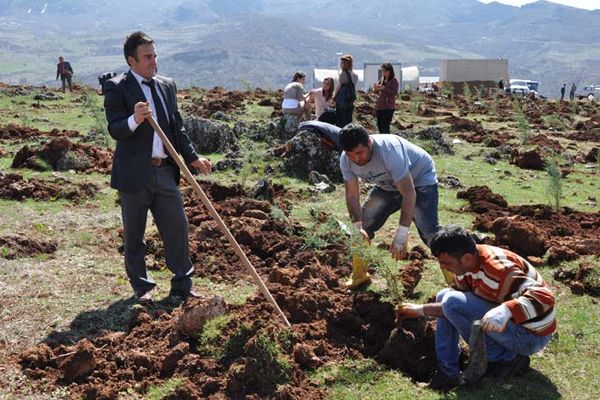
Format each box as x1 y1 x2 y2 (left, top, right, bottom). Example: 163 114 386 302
339 124 441 288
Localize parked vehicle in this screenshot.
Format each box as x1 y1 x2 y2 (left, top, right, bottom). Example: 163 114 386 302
508 79 540 97
582 84 600 100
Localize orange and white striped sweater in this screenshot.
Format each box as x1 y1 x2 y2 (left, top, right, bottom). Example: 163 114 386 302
453 245 556 336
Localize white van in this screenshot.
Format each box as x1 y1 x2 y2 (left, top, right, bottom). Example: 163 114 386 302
508 79 540 97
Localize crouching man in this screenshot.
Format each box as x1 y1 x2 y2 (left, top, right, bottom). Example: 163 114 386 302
397 225 556 391
338 123 443 288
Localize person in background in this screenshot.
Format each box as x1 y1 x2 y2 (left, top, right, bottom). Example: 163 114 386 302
560 84 566 101
569 82 577 101
310 77 335 124
281 71 311 122
332 54 358 128
56 56 74 92
397 225 556 392
373 63 399 133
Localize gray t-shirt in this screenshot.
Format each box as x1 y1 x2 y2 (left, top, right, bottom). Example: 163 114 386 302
340 134 437 191
283 82 304 101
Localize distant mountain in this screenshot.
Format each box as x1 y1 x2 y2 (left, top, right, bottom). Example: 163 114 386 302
1 0 599 97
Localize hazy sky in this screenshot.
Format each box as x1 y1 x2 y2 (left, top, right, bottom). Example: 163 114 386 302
479 0 600 9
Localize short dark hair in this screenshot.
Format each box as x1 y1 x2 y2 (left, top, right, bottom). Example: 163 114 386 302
124 31 154 65
339 123 370 151
292 71 305 82
430 225 477 259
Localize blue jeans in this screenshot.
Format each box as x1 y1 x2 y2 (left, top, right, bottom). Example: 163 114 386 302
435 288 553 377
362 184 440 246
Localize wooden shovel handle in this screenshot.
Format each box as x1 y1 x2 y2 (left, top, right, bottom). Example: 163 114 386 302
148 116 290 327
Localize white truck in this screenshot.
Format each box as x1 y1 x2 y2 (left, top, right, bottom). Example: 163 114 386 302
582 85 600 100
508 79 540 97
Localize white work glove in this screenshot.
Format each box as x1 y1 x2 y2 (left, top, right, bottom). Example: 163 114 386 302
391 225 409 260
481 304 512 333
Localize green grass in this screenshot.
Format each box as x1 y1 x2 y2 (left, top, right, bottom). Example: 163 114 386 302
244 103 276 122
196 314 233 357
193 277 256 305
0 89 97 133
1 87 599 400
144 377 184 400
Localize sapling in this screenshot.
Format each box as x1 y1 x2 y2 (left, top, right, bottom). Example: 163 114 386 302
545 152 563 212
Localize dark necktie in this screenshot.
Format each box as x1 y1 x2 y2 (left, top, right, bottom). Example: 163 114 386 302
142 79 170 136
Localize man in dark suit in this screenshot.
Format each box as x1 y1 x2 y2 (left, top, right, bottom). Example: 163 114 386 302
103 31 211 303
56 56 74 92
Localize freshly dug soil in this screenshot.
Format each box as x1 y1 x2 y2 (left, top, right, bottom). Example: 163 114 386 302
0 124 80 141
553 262 600 296
12 137 112 174
0 172 99 202
0 233 57 259
458 185 600 262
14 181 438 399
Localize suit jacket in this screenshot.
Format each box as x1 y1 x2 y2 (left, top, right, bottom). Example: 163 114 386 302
56 61 73 79
103 70 198 193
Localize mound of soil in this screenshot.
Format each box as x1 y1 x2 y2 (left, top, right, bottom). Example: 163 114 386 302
0 233 57 259
553 262 600 296
0 172 99 202
15 181 438 399
585 147 599 163
0 124 80 141
445 116 485 135
568 130 600 143
526 134 563 153
511 148 546 170
458 185 600 261
12 137 112 174
184 87 248 118
457 185 508 214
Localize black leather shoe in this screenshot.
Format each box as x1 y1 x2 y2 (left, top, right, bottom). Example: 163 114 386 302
169 288 202 300
429 370 462 392
135 289 153 303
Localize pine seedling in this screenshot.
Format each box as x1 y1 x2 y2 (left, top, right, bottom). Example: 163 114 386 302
512 97 531 143
545 152 563 212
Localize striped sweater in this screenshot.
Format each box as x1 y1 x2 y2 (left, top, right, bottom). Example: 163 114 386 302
453 245 556 336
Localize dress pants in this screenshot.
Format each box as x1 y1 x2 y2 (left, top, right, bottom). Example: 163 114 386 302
119 163 193 295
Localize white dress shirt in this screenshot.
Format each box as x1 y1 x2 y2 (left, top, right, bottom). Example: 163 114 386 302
127 70 169 158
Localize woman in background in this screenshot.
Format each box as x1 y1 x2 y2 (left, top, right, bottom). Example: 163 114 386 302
281 71 311 122
310 77 335 123
332 54 358 128
373 62 399 133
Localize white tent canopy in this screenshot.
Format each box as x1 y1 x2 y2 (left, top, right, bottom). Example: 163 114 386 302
312 68 364 89
363 63 402 92
401 66 419 91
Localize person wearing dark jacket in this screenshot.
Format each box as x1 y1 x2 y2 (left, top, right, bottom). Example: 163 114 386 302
56 56 74 92
332 54 358 128
373 63 399 133
103 31 211 303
